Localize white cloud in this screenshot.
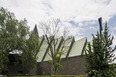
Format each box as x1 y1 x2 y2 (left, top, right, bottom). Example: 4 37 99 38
1 0 116 60
112 27 116 30
112 33 116 46
0 0 116 39
113 51 116 63
111 33 116 63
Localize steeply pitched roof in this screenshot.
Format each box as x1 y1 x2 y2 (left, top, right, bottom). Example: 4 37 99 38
33 24 39 36
43 36 64 62
36 36 48 62
68 37 87 57
36 35 87 62
60 37 75 58
83 41 92 55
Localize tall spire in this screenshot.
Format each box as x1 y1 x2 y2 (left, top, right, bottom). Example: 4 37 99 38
98 17 103 37
33 24 39 37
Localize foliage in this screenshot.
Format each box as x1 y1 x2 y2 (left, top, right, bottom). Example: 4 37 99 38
85 22 116 77
6 75 86 77
39 19 66 75
48 50 64 75
0 7 39 72
21 33 40 69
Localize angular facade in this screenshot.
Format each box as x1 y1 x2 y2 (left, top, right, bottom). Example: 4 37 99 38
6 26 88 75
35 36 87 75
36 36 87 62
30 26 87 75
31 25 87 75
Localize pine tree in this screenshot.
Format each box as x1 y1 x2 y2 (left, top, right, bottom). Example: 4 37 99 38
85 22 116 77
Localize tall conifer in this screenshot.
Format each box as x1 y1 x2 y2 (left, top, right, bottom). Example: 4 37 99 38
85 22 116 77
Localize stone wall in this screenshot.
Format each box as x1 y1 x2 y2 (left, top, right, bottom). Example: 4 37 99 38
37 55 87 75
6 65 28 75
6 64 37 75
6 55 87 75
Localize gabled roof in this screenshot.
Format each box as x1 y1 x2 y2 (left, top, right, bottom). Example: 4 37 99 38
43 36 64 62
36 36 48 62
68 37 87 57
83 41 92 55
36 35 87 62
60 37 75 58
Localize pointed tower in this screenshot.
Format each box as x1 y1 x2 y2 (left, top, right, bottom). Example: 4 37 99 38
98 17 103 37
33 24 39 37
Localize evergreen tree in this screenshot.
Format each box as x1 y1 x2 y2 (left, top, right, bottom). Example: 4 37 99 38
85 22 116 77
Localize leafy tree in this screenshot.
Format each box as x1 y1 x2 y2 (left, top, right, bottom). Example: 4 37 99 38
48 50 64 75
85 22 116 77
0 7 39 72
39 19 68 75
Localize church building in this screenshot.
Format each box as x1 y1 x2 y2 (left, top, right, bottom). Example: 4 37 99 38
30 25 88 75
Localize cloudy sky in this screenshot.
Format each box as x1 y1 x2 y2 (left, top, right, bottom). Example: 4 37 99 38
0 0 116 61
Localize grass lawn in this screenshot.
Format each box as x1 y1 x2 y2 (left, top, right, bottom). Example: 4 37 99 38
6 75 86 77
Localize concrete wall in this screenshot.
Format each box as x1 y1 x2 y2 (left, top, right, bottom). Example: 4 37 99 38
37 55 87 75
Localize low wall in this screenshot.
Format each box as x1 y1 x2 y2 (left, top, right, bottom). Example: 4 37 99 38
6 56 87 75
5 64 37 75
37 55 87 75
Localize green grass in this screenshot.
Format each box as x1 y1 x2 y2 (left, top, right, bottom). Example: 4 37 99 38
6 75 86 77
